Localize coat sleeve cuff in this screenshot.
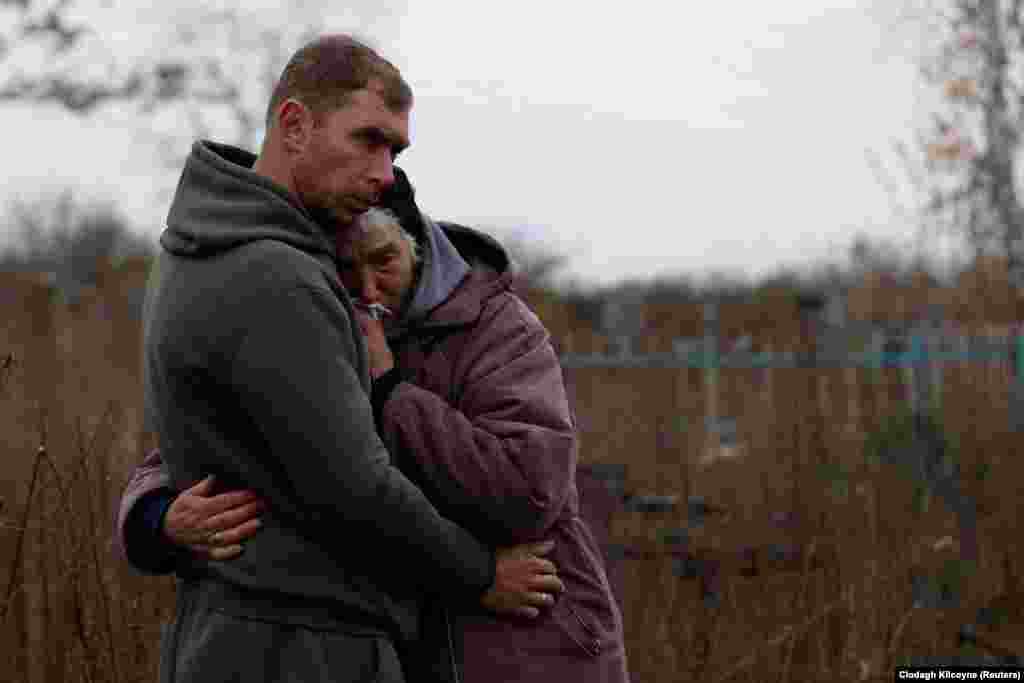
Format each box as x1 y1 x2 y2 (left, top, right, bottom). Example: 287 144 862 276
370 367 405 429
125 488 181 575
479 550 497 602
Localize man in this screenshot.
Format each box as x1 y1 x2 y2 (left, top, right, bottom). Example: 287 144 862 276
130 34 563 682
119 167 631 682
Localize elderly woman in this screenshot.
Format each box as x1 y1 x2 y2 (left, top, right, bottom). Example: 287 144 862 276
116 168 630 683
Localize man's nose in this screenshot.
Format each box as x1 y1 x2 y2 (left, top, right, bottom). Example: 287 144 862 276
368 154 395 193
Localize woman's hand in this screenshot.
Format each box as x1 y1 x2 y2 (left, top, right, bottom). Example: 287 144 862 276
353 308 395 379
163 475 267 561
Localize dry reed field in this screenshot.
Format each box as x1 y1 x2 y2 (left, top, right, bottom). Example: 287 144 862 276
2 259 1023 682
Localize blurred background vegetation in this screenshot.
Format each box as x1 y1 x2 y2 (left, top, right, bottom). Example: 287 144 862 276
4 1 1024 682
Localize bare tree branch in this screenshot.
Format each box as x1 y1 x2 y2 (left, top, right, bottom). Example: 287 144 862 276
881 0 1024 280
0 71 142 112
0 1 334 167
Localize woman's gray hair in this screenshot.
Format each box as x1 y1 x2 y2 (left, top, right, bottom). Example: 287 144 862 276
354 207 421 264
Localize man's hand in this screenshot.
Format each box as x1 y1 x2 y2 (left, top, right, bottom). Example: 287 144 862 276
481 540 565 619
353 308 395 379
163 476 267 561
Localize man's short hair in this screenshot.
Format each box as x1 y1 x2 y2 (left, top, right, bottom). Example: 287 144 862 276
266 34 413 127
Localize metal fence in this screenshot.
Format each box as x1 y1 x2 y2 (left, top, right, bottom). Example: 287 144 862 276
560 299 1024 430
567 298 1023 668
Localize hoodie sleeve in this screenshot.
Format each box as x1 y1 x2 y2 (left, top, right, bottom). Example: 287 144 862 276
229 283 495 601
378 294 577 546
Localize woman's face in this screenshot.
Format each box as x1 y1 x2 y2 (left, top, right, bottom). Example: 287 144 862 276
336 221 416 315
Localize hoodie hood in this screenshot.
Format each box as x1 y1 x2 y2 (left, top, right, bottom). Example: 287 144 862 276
374 164 511 328
383 218 512 337
161 140 335 259
401 214 471 323
402 218 514 322
436 221 511 276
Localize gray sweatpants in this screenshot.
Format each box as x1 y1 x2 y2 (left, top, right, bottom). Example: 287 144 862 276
159 579 406 682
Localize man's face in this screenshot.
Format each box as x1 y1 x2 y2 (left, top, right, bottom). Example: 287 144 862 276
336 223 417 314
291 83 410 228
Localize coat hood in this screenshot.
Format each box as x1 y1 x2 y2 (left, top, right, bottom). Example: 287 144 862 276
401 215 472 324
436 221 512 276
384 218 514 338
374 165 515 330
161 141 335 259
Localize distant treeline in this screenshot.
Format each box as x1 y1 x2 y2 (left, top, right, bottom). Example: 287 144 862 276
1 189 972 322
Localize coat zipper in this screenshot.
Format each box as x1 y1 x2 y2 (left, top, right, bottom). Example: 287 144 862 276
444 606 462 683
564 602 602 657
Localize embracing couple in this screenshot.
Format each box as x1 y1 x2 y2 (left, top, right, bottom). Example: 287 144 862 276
116 33 630 683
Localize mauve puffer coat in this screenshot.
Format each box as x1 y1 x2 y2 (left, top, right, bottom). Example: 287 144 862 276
375 224 629 682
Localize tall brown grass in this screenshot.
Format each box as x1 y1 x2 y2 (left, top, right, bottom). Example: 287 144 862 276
1 261 1022 682
1 268 172 683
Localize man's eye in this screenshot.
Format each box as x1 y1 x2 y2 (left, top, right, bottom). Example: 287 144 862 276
360 131 387 148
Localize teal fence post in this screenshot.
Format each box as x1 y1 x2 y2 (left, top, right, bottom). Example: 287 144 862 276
1012 332 1024 432
869 326 885 380
702 301 720 463
1017 333 1024 387
703 301 719 374
927 305 944 413
908 332 921 416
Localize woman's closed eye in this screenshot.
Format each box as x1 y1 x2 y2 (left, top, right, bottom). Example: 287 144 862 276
368 247 399 267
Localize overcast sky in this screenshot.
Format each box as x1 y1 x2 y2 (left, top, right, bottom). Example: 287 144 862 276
0 1 953 288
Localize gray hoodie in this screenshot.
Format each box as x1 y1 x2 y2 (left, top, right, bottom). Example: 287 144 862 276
143 140 495 644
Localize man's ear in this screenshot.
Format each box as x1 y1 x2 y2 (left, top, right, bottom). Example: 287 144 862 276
276 99 315 155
